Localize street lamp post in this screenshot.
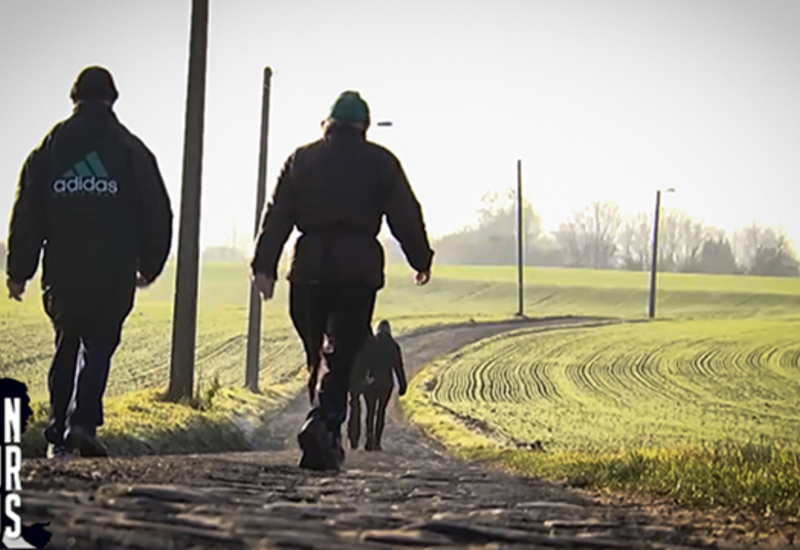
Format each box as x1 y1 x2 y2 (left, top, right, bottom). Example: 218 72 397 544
647 187 675 318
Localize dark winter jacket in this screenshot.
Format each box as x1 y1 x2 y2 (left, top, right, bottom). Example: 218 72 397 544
350 332 406 394
251 124 433 288
6 101 172 327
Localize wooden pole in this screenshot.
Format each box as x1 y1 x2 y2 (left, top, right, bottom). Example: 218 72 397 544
245 67 273 393
168 0 209 401
516 159 524 317
647 190 662 318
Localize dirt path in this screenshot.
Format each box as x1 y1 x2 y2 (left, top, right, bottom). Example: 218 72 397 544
18 318 774 549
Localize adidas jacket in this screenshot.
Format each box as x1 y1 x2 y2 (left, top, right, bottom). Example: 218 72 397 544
6 101 172 325
252 124 434 289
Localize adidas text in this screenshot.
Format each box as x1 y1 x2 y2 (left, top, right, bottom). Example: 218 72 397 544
53 175 118 195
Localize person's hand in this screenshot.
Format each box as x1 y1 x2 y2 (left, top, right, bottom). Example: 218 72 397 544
6 278 25 302
253 272 276 300
135 272 151 288
414 270 430 286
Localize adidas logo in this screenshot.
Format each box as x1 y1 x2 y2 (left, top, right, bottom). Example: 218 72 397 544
52 151 118 195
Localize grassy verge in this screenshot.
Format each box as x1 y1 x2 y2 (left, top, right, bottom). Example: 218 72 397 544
21 376 301 459
404 357 800 518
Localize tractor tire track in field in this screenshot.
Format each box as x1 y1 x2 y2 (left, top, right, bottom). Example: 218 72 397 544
428 317 800 456
19 315 744 549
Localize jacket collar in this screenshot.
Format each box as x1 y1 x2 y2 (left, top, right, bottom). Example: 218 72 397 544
324 122 366 141
72 100 117 119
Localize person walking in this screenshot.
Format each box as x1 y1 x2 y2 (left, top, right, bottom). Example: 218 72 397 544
5 66 173 459
362 320 407 452
251 90 433 471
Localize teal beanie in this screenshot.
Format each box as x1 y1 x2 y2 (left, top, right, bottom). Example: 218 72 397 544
328 91 370 124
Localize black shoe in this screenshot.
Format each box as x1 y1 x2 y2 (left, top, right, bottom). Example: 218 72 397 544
297 415 341 471
65 426 109 458
46 443 73 460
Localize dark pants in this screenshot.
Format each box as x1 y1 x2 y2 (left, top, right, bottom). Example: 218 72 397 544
365 385 393 449
43 322 123 445
347 391 363 448
290 283 376 433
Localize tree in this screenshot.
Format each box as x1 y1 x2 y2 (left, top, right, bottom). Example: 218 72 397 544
750 235 799 277
688 237 740 274
617 211 651 271
554 201 622 268
657 208 704 272
732 224 799 277
432 190 549 265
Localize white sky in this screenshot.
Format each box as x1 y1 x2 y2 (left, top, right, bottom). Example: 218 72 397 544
1 0 799 251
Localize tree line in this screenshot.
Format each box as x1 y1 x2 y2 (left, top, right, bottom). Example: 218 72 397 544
5 197 796 277
409 192 799 277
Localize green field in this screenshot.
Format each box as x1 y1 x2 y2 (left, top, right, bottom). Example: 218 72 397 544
2 262 799 404
415 317 800 451
4 261 800 511
396 269 800 515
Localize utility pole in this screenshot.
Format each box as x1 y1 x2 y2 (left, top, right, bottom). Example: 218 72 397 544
516 159 524 317
647 187 675 318
245 67 273 393
168 0 209 401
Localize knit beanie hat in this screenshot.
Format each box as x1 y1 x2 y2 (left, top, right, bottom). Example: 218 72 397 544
327 91 370 124
70 66 119 103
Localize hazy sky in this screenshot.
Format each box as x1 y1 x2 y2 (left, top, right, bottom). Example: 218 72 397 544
2 0 799 252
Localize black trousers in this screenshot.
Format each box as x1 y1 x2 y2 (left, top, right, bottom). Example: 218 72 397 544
347 391 363 448
289 283 376 432
43 321 123 445
364 385 393 448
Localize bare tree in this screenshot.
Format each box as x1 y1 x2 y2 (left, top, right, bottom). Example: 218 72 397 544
554 201 622 268
432 190 546 265
618 211 651 271
733 223 799 276
732 223 777 271
656 208 704 271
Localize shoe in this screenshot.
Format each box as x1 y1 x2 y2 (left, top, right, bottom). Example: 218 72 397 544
46 443 73 460
297 415 341 471
65 426 109 458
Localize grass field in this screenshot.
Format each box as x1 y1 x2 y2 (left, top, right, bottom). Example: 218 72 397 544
2 261 799 479
4 262 799 404
404 314 800 515
419 317 800 451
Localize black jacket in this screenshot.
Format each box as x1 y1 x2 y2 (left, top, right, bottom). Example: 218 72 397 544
351 332 406 393
252 124 433 289
6 101 172 327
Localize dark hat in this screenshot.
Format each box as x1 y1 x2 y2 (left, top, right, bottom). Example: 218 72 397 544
377 319 392 335
327 91 370 125
70 66 119 103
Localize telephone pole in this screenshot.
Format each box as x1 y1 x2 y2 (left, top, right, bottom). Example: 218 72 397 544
516 159 524 317
245 67 273 392
168 0 209 401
